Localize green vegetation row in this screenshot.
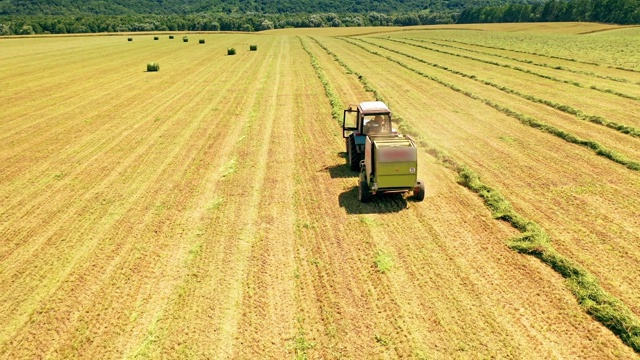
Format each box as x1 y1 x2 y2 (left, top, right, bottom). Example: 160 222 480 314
426 36 602 67
298 37 343 124
313 37 640 353
427 36 640 75
458 0 640 25
402 37 637 85
309 37 387 105
370 38 640 138
380 37 640 102
344 38 640 171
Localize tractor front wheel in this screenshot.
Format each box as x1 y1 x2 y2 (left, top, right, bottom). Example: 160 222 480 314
358 179 371 203
347 136 360 171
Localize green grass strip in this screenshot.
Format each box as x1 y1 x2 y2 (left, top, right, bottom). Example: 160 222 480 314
317 36 640 353
378 37 640 102
309 36 386 104
342 38 640 171
413 36 640 79
400 37 633 85
373 38 640 138
418 36 601 66
298 37 344 124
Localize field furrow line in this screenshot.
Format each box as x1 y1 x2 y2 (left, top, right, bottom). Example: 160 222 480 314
0 48 261 260
405 36 640 85
343 38 640 171
319 38 640 313
402 37 640 86
0 35 254 222
304 35 640 356
313 35 640 354
375 37 640 102
0 68 239 357
373 38 640 139
0 35 223 144
135 37 289 359
0 36 274 358
298 36 433 357
231 36 299 359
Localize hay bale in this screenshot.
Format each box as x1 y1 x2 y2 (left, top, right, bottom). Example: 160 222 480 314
154 36 159 40
250 44 257 51
199 39 205 44
147 62 160 72
183 36 188 42
128 37 133 42
169 35 174 39
227 48 236 55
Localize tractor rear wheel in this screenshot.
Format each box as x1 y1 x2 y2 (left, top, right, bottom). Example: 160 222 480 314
358 179 371 203
414 180 425 202
347 136 360 171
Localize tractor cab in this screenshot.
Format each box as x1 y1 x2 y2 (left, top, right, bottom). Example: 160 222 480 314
343 101 394 170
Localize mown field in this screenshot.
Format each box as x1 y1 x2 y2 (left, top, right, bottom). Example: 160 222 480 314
1 22 639 359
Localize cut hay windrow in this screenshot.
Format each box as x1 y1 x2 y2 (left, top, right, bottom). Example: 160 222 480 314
400 37 634 85
343 38 640 171
315 36 640 354
423 36 601 67
298 37 343 123
365 38 640 139
378 37 640 102
309 37 387 105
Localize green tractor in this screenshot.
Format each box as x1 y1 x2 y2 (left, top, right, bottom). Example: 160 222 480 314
343 101 425 203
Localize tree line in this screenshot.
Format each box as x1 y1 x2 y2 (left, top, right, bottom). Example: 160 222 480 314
458 0 639 24
1 0 637 36
0 12 457 35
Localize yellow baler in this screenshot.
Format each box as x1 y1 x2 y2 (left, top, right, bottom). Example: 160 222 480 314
358 134 425 202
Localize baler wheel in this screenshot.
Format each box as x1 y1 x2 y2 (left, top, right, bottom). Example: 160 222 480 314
414 181 426 202
358 179 371 203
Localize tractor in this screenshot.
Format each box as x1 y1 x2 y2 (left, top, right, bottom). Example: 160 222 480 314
343 101 425 203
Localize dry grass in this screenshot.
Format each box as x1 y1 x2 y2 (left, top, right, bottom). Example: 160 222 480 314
1 26 639 358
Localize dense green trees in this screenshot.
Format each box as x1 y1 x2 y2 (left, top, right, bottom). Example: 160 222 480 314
458 0 639 24
0 0 636 35
0 12 460 35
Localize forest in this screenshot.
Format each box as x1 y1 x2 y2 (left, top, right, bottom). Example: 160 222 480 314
458 0 640 24
0 0 637 35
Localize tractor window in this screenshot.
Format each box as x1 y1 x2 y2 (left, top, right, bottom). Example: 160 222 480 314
344 111 357 130
363 114 392 135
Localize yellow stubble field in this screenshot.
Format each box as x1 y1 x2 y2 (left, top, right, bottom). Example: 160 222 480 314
1 23 639 358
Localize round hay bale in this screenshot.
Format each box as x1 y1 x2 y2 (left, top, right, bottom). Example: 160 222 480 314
199 39 205 44
147 62 160 72
128 37 133 42
183 36 188 42
227 48 236 55
250 44 257 51
154 36 159 40
169 35 174 39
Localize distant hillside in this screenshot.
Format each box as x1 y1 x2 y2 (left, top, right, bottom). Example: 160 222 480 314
0 0 531 16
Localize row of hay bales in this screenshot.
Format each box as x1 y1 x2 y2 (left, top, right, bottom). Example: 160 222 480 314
145 43 257 71
128 36 258 51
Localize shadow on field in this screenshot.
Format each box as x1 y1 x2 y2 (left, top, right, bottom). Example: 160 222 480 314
339 187 408 214
322 157 358 179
